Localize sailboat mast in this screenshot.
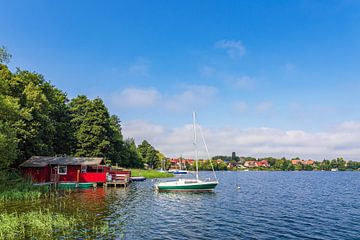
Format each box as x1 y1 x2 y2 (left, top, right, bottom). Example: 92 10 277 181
193 112 199 181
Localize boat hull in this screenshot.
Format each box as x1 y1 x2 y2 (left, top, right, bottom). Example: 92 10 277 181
172 171 188 175
157 181 218 192
78 183 95 189
58 182 77 189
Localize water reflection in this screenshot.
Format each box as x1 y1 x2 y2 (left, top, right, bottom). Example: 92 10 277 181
1 172 360 239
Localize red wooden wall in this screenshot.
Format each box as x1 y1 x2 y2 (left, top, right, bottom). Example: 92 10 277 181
79 172 107 183
22 166 50 183
58 165 80 182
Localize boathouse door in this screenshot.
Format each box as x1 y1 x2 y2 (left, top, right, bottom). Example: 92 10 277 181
50 166 59 182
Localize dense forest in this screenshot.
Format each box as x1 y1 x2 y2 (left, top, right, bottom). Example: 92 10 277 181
0 46 162 170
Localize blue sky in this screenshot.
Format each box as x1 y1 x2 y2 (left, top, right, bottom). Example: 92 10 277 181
2 0 360 159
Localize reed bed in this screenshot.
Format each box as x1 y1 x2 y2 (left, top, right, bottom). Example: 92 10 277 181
0 209 109 239
0 170 46 202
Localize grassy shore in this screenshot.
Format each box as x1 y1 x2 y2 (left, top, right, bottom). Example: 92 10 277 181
130 169 174 178
0 209 109 239
0 170 48 202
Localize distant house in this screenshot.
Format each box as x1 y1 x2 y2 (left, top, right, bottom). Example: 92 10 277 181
227 162 237 168
256 160 270 168
244 161 257 168
291 159 315 166
305 160 315 165
216 159 224 164
244 160 270 168
169 158 194 170
291 159 301 165
20 156 129 183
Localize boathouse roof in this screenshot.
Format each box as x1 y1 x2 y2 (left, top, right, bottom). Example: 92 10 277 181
19 156 56 167
50 157 103 166
20 156 104 167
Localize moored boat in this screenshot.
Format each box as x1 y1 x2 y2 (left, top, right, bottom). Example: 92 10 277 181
58 182 77 189
130 176 146 182
78 182 95 189
157 179 218 191
157 112 218 192
172 170 188 175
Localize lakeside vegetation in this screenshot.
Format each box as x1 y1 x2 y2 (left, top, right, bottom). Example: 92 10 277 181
209 155 360 171
0 46 167 238
0 170 47 202
130 169 174 178
0 46 165 174
0 209 109 239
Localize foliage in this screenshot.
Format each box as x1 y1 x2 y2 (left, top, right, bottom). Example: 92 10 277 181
0 46 12 64
0 209 109 239
138 140 161 169
0 64 73 165
69 96 113 158
187 159 227 171
119 138 143 168
212 155 240 162
0 170 47 201
130 169 174 178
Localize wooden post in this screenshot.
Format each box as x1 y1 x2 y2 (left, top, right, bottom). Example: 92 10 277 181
77 170 80 183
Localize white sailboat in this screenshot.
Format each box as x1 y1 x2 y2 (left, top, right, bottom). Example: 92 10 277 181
157 112 218 192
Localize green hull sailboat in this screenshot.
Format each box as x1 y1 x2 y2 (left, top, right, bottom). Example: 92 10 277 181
157 179 218 191
157 112 218 192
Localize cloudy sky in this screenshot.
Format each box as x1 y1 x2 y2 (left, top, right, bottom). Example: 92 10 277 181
2 0 360 160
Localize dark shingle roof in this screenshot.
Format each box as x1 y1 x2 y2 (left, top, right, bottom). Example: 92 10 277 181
20 156 104 167
19 156 55 167
50 157 103 166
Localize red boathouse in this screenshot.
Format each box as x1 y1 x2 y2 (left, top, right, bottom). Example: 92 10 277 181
20 156 130 184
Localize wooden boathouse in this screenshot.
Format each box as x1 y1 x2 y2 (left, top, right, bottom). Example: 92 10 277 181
20 156 131 187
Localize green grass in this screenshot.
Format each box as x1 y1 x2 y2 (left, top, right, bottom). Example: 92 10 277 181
0 209 109 239
130 169 174 178
0 170 47 202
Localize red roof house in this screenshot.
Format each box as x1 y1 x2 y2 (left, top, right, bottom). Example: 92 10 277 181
20 156 117 183
256 160 270 167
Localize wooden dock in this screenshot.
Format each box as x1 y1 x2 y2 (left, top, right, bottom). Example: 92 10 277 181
104 173 130 187
104 180 129 188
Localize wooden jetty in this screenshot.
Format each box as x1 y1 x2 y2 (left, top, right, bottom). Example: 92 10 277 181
104 173 130 188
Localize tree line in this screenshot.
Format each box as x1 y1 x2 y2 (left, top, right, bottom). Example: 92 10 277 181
0 46 162 170
212 154 360 171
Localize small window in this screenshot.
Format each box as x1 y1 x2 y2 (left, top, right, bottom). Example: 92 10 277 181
58 165 67 175
81 165 87 173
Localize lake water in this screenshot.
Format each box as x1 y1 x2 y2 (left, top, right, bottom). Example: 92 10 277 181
2 171 360 239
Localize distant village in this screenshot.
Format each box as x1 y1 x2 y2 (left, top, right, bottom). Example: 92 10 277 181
167 153 360 171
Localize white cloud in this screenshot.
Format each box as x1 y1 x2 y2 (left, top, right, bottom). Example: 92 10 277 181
122 120 360 161
122 120 165 143
106 85 217 112
109 88 160 108
256 101 273 113
215 40 246 58
164 85 217 112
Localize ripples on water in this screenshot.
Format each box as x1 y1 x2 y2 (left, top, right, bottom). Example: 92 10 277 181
1 171 359 239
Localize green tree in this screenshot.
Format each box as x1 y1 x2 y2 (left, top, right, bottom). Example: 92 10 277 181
69 96 112 158
0 46 12 64
0 63 72 164
138 140 160 169
107 115 125 164
121 138 143 168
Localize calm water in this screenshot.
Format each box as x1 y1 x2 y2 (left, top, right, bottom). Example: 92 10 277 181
2 171 360 239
